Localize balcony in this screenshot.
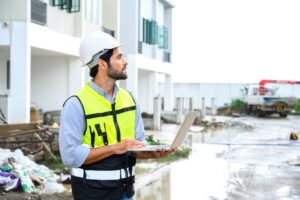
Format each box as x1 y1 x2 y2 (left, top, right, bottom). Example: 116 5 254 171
31 0 47 26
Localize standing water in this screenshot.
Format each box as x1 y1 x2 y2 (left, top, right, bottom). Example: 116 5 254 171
135 116 300 200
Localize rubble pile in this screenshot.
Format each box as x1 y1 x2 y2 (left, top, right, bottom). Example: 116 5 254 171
0 148 64 194
193 116 253 133
0 123 58 161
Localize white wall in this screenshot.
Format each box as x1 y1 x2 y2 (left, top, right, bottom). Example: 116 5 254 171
0 0 29 21
138 69 149 112
47 5 81 37
120 0 139 54
174 83 245 109
84 0 103 36
102 0 119 39
31 56 69 111
140 0 155 58
174 83 300 110
156 1 165 62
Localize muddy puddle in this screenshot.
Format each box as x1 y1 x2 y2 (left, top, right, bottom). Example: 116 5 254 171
136 115 300 200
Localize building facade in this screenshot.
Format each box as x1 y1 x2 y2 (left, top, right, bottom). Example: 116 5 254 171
0 0 119 123
119 0 175 113
0 0 176 123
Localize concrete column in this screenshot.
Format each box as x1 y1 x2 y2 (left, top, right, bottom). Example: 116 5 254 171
8 22 31 123
153 96 161 130
189 97 193 111
68 57 84 96
202 97 206 116
211 97 216 115
176 97 183 123
183 98 188 115
164 74 173 111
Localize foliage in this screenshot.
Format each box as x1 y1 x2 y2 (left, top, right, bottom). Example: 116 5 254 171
230 98 245 110
152 147 191 163
296 99 300 113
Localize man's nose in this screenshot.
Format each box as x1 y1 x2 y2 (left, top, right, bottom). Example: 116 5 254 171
123 57 128 65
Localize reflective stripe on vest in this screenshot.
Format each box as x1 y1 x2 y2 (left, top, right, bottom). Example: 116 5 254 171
75 83 136 147
71 167 135 180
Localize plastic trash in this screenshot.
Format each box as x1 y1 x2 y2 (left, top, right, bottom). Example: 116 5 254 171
0 171 11 185
16 170 37 193
0 171 21 191
0 166 13 172
0 148 65 194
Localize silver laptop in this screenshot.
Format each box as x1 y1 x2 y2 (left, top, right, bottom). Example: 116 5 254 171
130 111 198 151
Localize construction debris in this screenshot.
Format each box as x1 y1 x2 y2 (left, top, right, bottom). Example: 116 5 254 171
290 132 298 140
0 123 58 161
0 148 64 194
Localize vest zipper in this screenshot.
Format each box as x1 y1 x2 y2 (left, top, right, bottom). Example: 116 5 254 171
111 103 121 142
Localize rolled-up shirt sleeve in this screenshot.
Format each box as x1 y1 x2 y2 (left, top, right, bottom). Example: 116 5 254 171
59 97 90 168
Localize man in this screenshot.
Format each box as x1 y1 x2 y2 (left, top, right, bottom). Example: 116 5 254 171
59 31 175 200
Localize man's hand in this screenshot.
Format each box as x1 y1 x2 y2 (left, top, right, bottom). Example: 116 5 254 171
112 139 145 155
84 139 145 165
137 147 177 159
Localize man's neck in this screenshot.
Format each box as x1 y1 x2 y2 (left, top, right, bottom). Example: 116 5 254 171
93 78 116 98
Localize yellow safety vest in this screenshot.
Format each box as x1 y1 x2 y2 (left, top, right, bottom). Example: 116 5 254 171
75 83 136 147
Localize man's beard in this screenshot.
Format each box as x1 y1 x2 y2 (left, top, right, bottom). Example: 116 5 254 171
107 65 128 80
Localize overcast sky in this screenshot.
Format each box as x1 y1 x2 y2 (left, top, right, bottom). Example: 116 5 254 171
172 0 300 83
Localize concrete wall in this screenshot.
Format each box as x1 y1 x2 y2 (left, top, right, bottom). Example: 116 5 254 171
102 0 119 39
173 83 245 109
140 0 155 59
0 0 29 21
84 0 103 36
120 0 139 54
47 4 82 37
137 69 160 113
156 1 164 61
173 83 300 110
31 56 70 111
138 69 150 112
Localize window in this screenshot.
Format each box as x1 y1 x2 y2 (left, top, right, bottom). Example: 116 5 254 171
143 18 168 49
60 0 69 10
49 0 80 13
49 0 64 6
68 0 80 13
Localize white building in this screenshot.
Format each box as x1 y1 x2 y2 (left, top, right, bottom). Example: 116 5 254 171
0 0 176 123
0 0 120 123
119 0 175 113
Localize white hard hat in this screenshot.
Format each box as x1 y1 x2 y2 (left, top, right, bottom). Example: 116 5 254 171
79 31 121 69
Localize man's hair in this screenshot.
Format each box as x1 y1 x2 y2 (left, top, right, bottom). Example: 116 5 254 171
89 49 114 78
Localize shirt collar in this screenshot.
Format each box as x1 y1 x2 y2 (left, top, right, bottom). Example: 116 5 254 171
89 81 119 102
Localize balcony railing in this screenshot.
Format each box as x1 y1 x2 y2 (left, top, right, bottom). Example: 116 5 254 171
31 0 47 26
138 41 143 54
101 26 115 37
163 51 171 62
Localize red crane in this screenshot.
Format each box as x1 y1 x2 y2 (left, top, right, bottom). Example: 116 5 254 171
259 79 300 95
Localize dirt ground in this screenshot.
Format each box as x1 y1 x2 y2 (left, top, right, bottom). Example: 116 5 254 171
0 191 73 200
2 115 300 200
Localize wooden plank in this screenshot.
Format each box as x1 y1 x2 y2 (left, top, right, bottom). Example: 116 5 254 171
0 123 38 133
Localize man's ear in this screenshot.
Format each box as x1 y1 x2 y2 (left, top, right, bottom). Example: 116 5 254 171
98 59 107 70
